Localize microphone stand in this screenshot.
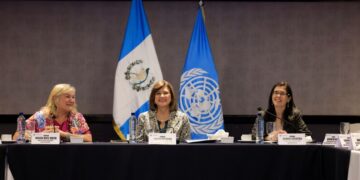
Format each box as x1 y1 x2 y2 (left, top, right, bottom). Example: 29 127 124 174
257 107 297 130
50 114 56 133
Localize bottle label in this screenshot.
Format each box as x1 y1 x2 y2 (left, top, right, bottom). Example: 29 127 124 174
257 118 264 141
129 115 137 141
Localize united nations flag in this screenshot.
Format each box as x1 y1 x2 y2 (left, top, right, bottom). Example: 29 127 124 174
179 3 224 139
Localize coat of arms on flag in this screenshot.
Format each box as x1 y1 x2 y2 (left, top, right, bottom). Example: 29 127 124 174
113 0 162 140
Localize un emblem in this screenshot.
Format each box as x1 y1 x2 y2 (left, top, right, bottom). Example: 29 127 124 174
179 68 223 134
124 59 155 92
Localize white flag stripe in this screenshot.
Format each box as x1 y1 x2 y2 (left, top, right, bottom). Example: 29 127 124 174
113 35 162 128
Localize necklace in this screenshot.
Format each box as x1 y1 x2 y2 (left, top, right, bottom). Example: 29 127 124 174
157 120 169 133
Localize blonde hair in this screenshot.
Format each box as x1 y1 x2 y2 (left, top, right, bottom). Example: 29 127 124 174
41 84 77 117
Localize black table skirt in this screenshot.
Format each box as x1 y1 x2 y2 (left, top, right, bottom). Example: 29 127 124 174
0 145 6 180
6 143 350 180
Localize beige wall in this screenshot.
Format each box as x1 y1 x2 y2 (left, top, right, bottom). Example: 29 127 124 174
0 1 359 115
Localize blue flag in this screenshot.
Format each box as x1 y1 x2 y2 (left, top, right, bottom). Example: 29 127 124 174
113 0 163 140
179 7 224 139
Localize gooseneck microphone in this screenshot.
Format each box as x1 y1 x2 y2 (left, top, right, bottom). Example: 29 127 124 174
50 114 56 133
257 107 281 121
257 107 296 129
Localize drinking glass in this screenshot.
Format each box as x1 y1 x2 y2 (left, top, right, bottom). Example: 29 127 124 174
266 122 274 135
340 122 350 134
25 121 36 141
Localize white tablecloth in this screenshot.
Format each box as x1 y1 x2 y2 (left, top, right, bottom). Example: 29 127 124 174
348 150 360 180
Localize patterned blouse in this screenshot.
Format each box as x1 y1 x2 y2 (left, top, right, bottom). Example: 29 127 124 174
25 111 91 136
136 110 191 142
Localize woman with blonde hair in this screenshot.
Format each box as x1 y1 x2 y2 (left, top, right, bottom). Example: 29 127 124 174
13 84 92 142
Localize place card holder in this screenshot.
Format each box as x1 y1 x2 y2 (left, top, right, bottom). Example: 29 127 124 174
350 133 360 150
31 133 60 144
336 134 351 150
322 134 339 146
148 133 176 145
278 133 306 145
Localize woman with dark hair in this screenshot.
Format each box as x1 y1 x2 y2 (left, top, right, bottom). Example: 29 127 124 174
252 81 311 141
136 80 191 142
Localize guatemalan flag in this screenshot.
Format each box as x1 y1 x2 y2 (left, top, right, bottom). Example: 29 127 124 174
179 4 224 139
113 0 162 140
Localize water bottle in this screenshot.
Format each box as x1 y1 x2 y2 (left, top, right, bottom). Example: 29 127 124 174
256 112 264 143
129 113 137 143
16 112 26 143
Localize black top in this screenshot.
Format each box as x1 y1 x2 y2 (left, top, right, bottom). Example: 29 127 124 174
252 108 312 139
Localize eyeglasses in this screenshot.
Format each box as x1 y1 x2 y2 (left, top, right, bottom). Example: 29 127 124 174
273 91 288 96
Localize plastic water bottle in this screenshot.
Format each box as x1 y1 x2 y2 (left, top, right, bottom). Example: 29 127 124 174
129 113 137 143
16 112 26 143
257 112 264 143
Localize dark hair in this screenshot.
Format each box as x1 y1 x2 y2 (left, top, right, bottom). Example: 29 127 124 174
149 80 177 112
265 81 296 121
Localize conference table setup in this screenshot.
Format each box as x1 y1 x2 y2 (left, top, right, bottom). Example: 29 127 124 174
2 1 360 180
0 142 358 180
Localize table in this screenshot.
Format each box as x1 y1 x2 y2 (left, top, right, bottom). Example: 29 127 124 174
0 145 6 180
348 150 360 180
5 143 350 180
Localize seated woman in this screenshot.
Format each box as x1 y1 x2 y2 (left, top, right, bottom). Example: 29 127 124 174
136 80 191 142
13 84 92 142
252 81 311 141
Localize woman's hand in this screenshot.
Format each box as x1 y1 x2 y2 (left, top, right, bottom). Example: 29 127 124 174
267 130 287 141
24 131 32 140
43 126 57 133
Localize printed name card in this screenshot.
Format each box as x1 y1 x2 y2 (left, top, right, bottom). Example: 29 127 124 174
1 134 12 141
350 133 360 150
278 133 306 145
323 134 339 146
148 133 176 145
31 133 60 144
336 134 351 149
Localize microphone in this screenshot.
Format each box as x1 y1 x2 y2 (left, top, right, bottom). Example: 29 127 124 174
257 107 297 129
167 126 181 143
257 107 280 120
166 126 174 133
50 114 56 133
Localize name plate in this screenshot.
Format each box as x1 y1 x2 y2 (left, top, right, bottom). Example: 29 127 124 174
350 133 360 150
148 133 176 145
278 133 306 145
323 134 339 146
31 133 60 144
336 134 351 149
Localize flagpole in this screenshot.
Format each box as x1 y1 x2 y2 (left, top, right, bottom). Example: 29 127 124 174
113 0 163 140
199 0 205 22
179 1 224 139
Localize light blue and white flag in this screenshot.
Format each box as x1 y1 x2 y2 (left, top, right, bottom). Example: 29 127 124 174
179 5 224 139
113 0 162 140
